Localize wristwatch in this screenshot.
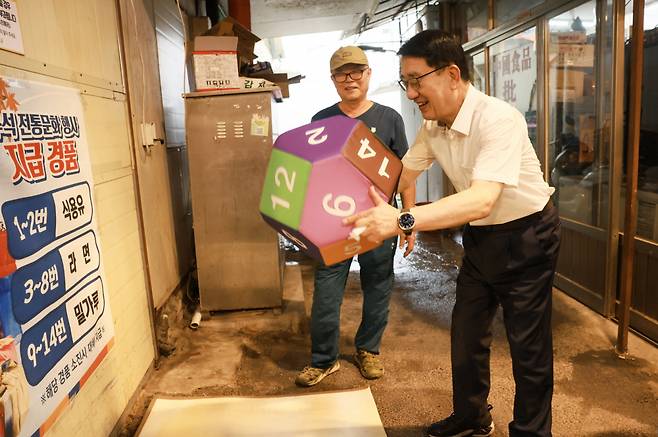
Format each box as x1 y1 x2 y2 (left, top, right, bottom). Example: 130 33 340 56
397 208 415 236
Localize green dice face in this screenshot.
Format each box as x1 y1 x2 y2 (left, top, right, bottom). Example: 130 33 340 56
259 148 312 230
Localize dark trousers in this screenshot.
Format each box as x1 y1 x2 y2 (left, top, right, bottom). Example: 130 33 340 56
452 204 560 437
310 237 396 368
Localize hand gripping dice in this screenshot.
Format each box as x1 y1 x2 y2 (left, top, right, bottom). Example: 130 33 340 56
260 115 402 266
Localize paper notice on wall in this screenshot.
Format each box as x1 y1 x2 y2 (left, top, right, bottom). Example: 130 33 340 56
0 1 23 55
251 115 269 137
193 52 240 91
0 76 115 437
491 38 536 113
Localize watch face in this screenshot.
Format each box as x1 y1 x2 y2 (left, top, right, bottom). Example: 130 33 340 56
399 212 415 230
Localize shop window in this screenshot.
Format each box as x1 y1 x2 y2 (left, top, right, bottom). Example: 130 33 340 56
455 0 489 42
622 0 658 242
495 0 543 27
548 1 601 225
489 27 538 150
470 51 486 92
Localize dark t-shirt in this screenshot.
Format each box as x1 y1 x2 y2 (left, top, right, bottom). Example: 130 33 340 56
311 102 408 160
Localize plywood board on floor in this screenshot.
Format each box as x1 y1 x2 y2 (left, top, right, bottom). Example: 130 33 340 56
137 387 386 436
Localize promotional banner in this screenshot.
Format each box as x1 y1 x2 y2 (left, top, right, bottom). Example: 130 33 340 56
0 76 115 437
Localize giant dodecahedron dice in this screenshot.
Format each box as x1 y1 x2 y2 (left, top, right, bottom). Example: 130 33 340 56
260 115 402 266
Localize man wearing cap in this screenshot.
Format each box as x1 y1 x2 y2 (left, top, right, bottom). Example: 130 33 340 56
295 46 415 387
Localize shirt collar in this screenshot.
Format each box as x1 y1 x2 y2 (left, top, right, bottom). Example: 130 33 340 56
449 83 477 137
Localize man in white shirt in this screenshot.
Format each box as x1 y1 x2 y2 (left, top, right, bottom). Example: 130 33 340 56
345 30 560 437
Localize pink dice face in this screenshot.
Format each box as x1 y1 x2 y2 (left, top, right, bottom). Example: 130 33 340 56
273 115 359 163
299 155 387 247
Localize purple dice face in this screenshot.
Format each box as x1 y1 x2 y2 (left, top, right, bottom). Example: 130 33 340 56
273 115 359 163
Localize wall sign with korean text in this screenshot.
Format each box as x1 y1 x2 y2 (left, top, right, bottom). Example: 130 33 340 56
0 76 115 437
0 0 23 55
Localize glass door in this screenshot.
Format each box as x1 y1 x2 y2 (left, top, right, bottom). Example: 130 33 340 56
547 0 612 310
470 50 487 92
489 27 539 152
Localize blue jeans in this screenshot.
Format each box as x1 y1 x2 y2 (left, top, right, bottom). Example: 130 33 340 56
310 237 396 368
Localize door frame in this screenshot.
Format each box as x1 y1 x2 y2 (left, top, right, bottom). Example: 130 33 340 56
463 0 624 317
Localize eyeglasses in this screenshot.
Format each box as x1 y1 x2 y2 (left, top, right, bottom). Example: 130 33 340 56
398 65 449 91
332 68 368 83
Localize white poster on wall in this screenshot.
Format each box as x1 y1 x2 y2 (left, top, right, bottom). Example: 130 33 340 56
0 1 23 55
0 76 115 437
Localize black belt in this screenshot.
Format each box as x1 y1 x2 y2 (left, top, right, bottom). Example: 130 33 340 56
468 199 554 233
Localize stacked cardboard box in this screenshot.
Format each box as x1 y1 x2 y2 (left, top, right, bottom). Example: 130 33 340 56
188 16 299 98
185 16 211 90
192 35 240 91
189 16 260 92
211 16 260 68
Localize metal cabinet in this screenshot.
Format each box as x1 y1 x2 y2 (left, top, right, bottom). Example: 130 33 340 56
184 88 283 311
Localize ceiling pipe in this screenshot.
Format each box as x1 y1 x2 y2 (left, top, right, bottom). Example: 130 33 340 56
228 0 251 29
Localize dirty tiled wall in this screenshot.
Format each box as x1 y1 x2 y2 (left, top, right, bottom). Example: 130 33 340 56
44 95 155 437
0 1 156 435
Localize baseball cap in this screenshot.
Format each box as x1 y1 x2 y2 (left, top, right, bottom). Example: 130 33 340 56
330 46 369 72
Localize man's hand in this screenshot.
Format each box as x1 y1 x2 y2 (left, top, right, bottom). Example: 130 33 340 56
344 186 399 243
399 232 416 257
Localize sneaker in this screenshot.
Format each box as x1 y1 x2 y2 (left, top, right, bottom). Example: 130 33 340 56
295 361 340 387
354 349 384 379
427 409 494 437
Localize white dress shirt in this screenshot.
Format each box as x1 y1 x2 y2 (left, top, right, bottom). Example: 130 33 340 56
402 84 554 226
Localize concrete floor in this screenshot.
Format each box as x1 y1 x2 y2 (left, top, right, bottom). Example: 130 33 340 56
122 231 658 436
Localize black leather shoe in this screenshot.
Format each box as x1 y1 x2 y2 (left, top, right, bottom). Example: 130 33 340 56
427 406 494 437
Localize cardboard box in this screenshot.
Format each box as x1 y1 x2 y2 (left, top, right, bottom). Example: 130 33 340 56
192 36 240 91
553 69 585 101
205 16 260 65
241 77 271 89
240 77 281 98
244 61 274 77
185 16 211 90
189 16 210 38
250 73 289 98
549 43 595 67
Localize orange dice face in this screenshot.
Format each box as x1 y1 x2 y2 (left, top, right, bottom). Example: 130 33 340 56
319 237 381 266
260 115 402 266
341 121 402 199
